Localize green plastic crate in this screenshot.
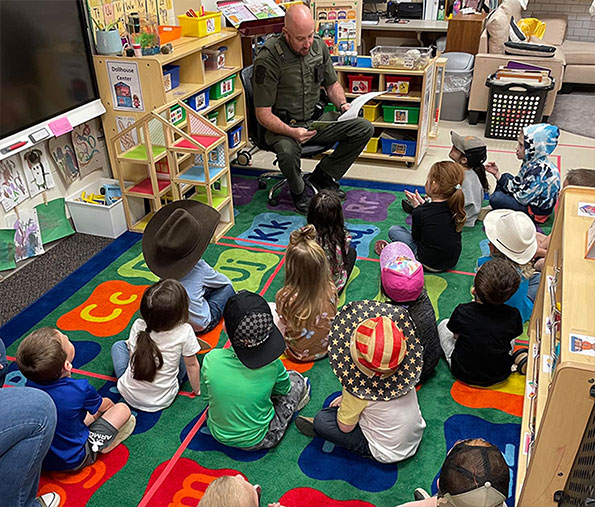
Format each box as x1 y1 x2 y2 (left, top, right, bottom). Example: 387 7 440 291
382 104 419 125
208 111 219 125
225 100 237 122
210 74 236 100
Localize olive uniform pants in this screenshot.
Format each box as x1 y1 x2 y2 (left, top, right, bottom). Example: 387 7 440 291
265 112 374 195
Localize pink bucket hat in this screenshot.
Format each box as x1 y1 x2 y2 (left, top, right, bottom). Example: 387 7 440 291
380 242 424 303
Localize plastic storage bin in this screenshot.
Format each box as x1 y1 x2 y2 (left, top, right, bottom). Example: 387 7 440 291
348 74 374 94
324 103 337 113
225 100 237 122
362 102 381 121
163 64 180 92
210 75 236 100
177 12 222 38
186 89 210 111
66 178 143 238
382 104 419 124
365 137 380 153
158 25 182 44
203 47 227 70
485 73 554 140
228 125 242 148
208 111 219 125
370 46 432 70
385 76 411 95
169 103 186 125
441 52 474 121
380 137 416 157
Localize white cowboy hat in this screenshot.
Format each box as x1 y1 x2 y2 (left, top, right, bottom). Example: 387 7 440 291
484 210 537 265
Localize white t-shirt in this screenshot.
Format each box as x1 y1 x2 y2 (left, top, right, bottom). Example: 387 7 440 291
339 388 426 463
117 319 201 412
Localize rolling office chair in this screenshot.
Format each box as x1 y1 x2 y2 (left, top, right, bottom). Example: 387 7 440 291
238 65 333 206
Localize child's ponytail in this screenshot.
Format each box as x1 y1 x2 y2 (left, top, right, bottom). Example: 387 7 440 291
464 148 490 192
131 328 164 382
429 161 467 232
448 184 467 232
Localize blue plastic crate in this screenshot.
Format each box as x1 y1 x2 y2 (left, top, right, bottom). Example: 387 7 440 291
163 64 180 91
186 89 210 112
380 138 416 157
228 125 242 148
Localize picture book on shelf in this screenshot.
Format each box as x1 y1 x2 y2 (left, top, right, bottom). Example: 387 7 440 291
217 0 257 26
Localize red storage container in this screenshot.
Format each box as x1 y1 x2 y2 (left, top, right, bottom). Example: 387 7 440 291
385 75 411 95
348 74 374 94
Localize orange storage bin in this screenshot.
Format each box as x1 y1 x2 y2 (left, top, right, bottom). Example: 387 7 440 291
159 25 182 44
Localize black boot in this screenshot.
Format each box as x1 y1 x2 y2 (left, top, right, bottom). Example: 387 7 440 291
307 168 346 200
291 189 310 214
401 198 414 214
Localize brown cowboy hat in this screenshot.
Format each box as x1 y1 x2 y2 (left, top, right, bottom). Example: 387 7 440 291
142 200 220 279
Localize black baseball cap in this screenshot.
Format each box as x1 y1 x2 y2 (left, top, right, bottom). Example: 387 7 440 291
223 291 285 369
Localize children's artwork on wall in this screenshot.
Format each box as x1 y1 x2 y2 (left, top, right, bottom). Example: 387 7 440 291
35 198 75 245
0 155 29 213
0 229 17 271
72 119 109 178
49 135 80 185
5 209 45 262
116 116 140 151
19 146 55 199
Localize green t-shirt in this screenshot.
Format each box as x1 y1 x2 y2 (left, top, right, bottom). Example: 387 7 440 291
202 348 291 447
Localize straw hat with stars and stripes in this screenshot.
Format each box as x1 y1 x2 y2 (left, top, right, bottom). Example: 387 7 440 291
328 300 423 401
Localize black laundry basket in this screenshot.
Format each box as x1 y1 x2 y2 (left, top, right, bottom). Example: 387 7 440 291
484 73 555 140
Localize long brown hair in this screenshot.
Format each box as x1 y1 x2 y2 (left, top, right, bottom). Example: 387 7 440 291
276 225 336 336
429 161 466 232
132 279 189 382
307 190 347 275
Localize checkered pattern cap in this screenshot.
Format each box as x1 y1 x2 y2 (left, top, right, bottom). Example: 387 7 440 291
232 311 274 349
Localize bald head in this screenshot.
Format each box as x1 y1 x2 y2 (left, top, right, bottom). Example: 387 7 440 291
283 4 315 55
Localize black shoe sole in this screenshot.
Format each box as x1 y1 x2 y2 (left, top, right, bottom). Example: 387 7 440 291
401 199 414 214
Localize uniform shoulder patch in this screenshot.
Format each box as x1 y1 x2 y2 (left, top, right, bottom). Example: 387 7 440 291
255 65 267 85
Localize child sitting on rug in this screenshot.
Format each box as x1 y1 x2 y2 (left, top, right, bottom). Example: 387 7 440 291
200 475 286 507
274 225 337 362
111 279 205 412
307 189 356 293
438 258 523 387
16 328 135 471
142 200 235 334
376 161 466 272
202 291 311 450
379 242 440 384
396 438 510 507
448 131 489 227
486 123 560 221
295 300 426 464
479 210 540 323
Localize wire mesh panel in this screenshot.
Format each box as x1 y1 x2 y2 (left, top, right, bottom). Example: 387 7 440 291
188 113 220 137
485 76 554 140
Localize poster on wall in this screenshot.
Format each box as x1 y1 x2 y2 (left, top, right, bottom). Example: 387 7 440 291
116 116 140 151
49 135 80 185
0 155 29 213
107 61 144 112
19 146 56 199
5 209 45 262
71 119 109 178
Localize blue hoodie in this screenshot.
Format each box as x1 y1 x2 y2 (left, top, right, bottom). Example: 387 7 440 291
502 123 561 211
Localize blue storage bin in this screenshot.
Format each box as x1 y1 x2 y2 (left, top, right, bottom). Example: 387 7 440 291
228 125 242 148
186 89 210 112
380 138 416 157
163 64 180 92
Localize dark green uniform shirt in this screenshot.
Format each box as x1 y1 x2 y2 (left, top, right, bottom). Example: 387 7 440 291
253 34 337 124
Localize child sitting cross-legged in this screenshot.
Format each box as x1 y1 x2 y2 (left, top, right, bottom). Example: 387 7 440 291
111 279 206 412
274 225 338 362
438 258 524 387
295 300 426 464
202 290 311 450
16 328 135 471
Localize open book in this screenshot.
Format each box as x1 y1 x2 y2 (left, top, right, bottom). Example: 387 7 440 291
308 91 384 130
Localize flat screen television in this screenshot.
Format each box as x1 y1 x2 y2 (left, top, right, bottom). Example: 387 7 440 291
0 0 105 160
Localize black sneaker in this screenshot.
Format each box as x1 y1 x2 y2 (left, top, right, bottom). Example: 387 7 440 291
307 169 346 200
291 189 310 214
401 198 414 214
295 416 316 437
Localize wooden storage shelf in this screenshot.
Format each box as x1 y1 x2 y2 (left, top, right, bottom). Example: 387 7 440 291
154 30 239 66
358 152 416 163
201 89 243 116
371 121 418 129
345 91 422 102
224 116 245 130
516 186 595 506
335 65 426 76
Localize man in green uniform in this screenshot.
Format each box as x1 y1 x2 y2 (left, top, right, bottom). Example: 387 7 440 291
253 4 374 213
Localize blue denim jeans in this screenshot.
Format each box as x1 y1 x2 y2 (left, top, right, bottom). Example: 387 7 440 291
387 226 418 257
527 271 541 302
313 406 373 459
0 387 57 507
201 284 236 334
111 340 188 386
0 338 7 387
489 173 528 213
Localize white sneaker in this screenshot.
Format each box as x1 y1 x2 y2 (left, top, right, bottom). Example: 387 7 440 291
37 492 61 507
297 378 311 410
101 414 136 454
413 488 431 500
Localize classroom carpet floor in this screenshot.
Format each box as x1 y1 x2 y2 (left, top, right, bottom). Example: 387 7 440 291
0 169 553 507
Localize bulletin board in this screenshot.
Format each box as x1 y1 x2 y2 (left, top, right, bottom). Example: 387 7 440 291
311 0 362 55
86 0 176 35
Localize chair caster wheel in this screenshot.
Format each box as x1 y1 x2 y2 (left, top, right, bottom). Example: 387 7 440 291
406 162 413 168
235 151 251 166
269 198 279 206
258 180 267 189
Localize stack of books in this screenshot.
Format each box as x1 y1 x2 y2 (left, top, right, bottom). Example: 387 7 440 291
493 61 553 87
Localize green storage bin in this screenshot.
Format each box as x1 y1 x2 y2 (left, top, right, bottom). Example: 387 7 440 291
208 111 219 125
382 104 419 125
324 103 337 113
225 100 237 122
210 74 236 100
